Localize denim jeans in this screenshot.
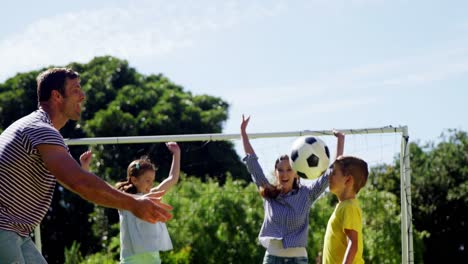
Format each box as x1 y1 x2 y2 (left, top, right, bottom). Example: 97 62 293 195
0 229 47 264
262 253 308 264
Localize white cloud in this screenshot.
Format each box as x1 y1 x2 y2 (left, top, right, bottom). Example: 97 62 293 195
298 96 378 113
220 43 468 136
261 46 468 95
224 81 377 112
222 47 468 116
348 47 468 88
222 80 379 135
0 0 286 81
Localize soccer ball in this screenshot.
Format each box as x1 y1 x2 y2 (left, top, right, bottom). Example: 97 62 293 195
290 136 330 179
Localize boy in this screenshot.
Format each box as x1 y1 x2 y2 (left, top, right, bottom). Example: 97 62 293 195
322 156 369 264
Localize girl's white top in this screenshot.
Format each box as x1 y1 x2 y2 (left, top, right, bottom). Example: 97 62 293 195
119 196 173 259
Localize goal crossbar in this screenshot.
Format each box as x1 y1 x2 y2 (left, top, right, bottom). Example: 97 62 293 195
64 126 405 145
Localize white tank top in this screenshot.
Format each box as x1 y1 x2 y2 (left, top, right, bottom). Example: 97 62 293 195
265 239 307 257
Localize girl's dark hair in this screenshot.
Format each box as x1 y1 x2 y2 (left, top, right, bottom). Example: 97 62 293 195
115 157 157 194
259 154 299 199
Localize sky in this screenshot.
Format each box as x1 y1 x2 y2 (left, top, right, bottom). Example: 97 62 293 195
1 0 467 170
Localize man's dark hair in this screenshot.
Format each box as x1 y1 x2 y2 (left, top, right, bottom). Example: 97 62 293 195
37 68 79 103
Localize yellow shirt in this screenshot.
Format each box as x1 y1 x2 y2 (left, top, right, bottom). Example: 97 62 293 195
322 199 364 264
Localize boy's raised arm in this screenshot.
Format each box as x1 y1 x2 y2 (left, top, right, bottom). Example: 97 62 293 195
334 130 345 159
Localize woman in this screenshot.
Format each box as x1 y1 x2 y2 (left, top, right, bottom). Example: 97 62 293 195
240 115 344 264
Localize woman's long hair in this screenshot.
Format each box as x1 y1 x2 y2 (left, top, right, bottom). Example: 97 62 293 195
259 154 299 199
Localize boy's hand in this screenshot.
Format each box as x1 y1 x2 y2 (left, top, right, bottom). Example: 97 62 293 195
241 114 250 133
333 130 345 139
79 150 92 171
333 130 345 158
166 142 180 156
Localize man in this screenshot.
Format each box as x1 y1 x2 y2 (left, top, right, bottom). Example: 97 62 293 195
0 68 172 263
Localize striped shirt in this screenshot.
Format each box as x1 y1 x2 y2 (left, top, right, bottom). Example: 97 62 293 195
0 109 67 236
243 154 330 249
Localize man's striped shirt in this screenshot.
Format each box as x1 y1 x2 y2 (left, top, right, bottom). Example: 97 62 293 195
0 109 67 236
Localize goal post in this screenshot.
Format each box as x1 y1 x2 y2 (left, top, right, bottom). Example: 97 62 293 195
35 125 414 263
401 126 414 264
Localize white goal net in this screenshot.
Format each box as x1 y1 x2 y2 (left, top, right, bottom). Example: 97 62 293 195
36 126 414 263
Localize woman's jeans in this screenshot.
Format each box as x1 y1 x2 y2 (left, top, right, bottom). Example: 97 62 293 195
263 253 308 264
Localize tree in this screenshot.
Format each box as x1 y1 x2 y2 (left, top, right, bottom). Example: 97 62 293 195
371 129 467 263
0 71 40 132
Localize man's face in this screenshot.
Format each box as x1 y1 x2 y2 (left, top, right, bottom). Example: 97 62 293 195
60 78 85 121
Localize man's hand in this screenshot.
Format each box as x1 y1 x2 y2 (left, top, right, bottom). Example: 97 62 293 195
132 191 173 223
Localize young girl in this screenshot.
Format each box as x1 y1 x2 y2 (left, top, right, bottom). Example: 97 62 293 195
116 142 181 264
240 115 344 264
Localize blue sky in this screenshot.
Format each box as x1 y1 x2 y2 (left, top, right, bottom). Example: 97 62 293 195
1 0 467 168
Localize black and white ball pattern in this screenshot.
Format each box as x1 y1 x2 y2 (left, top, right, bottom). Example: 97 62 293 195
290 136 330 179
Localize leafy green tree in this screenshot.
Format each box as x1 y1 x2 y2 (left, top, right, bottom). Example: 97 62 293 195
161 176 264 263
64 241 84 264
360 187 404 263
371 129 467 263
0 71 39 132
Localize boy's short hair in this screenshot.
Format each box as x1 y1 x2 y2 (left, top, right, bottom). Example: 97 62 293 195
334 156 369 193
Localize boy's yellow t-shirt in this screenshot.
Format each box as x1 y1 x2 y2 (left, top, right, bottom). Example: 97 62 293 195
322 199 364 264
